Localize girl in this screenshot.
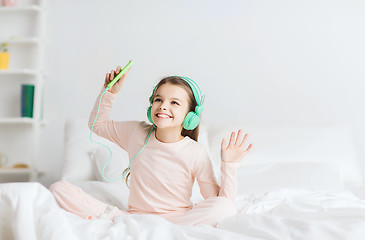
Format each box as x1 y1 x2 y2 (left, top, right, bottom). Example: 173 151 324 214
50 66 253 227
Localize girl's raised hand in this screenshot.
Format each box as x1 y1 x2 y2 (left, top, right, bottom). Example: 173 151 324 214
221 130 253 163
104 66 131 94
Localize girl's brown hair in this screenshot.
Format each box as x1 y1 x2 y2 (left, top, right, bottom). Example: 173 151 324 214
123 76 201 186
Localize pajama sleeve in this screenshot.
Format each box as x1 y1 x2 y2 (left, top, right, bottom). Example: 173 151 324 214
218 161 240 201
194 147 240 201
88 88 140 151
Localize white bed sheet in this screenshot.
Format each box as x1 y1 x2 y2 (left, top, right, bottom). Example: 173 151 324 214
2 182 365 240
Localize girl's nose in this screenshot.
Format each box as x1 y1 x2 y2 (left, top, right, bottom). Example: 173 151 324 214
159 102 168 110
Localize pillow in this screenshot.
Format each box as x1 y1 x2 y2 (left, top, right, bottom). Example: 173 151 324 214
197 120 211 151
87 139 131 207
90 142 130 182
236 161 344 194
207 124 362 187
62 119 97 182
197 121 221 180
62 118 129 182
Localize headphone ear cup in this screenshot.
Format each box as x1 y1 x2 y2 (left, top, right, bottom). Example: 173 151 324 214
147 106 154 124
183 111 200 130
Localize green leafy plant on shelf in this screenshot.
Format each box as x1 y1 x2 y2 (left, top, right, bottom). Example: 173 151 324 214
0 43 9 52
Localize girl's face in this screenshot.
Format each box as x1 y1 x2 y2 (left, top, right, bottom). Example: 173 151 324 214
151 83 191 131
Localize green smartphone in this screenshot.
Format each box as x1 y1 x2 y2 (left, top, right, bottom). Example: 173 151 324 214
107 60 134 89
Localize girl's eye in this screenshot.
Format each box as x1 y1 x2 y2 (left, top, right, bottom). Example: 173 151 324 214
172 101 179 105
154 98 162 102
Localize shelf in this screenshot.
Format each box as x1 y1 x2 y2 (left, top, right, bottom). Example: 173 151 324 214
0 118 47 126
0 117 46 125
0 5 41 13
0 69 40 76
0 168 31 174
0 168 32 182
0 117 34 124
2 37 42 44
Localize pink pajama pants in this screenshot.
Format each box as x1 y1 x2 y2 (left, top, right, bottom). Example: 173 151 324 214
49 181 236 227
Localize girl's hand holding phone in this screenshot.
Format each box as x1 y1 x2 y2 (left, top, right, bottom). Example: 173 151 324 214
221 130 253 163
104 66 131 94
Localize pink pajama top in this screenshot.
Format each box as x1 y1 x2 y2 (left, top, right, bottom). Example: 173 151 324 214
89 89 239 215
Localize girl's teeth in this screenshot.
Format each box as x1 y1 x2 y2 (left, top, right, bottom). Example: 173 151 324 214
157 114 170 118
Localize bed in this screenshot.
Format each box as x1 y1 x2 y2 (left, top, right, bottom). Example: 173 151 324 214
1 119 365 240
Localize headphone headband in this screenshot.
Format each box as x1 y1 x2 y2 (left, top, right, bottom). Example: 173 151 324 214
177 76 203 106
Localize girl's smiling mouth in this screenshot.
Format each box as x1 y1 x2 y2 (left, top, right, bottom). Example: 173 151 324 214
156 113 172 118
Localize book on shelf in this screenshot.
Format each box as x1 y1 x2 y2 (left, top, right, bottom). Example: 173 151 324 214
21 84 34 118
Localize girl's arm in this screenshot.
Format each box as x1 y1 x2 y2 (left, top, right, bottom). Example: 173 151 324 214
88 66 134 150
219 130 253 200
194 130 252 201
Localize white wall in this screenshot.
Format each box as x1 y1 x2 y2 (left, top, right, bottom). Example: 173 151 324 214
39 0 365 186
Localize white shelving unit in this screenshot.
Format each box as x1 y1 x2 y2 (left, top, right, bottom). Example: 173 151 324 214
0 0 46 182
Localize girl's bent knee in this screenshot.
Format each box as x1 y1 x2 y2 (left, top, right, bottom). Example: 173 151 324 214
49 181 79 195
199 196 237 220
214 197 237 216
49 181 65 193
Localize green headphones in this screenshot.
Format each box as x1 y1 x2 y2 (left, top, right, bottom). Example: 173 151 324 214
147 76 204 130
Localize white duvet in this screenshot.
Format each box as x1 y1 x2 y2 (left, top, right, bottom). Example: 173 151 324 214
1 182 365 240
